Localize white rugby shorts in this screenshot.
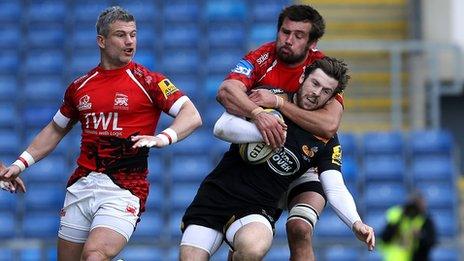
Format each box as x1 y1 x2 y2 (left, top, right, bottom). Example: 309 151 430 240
58 172 140 243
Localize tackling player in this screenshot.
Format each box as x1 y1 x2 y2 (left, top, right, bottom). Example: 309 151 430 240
216 5 346 260
0 6 201 261
180 57 374 260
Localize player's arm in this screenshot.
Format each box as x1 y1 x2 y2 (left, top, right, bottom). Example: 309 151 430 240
213 112 263 143
249 89 342 139
0 120 73 181
132 99 202 148
217 79 286 149
318 138 375 250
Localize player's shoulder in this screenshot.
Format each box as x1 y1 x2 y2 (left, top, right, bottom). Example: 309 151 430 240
306 48 325 64
131 62 167 86
68 67 99 90
246 42 277 62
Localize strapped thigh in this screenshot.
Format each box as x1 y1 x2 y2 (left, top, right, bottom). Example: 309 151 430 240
181 224 224 256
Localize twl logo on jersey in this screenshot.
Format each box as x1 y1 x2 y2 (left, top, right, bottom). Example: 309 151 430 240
114 93 129 110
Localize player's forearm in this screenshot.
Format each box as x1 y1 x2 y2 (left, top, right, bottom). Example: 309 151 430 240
216 80 261 118
213 112 263 143
320 170 362 229
26 121 70 162
280 99 342 139
169 100 202 140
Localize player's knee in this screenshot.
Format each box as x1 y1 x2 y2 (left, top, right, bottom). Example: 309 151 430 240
233 247 267 261
81 249 112 261
287 219 312 241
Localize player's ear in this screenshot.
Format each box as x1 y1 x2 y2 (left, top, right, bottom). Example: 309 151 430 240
97 35 105 49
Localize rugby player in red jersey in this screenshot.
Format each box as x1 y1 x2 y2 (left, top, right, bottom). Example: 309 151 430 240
0 6 201 261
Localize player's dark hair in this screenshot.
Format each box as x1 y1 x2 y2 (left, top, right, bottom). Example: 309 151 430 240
277 5 325 43
303 57 350 94
96 6 135 37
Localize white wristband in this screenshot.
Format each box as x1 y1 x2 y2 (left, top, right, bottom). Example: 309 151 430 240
155 128 178 146
12 151 35 173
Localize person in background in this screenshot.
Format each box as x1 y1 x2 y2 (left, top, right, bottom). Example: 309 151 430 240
0 6 201 261
380 191 437 261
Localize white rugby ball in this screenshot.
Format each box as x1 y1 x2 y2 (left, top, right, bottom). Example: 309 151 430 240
239 109 283 164
239 141 274 164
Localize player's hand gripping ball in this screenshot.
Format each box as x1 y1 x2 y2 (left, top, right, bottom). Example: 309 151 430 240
239 109 284 164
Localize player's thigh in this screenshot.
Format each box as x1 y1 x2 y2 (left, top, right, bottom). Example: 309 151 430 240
288 190 325 213
227 214 273 253
180 224 223 259
82 227 127 259
57 238 84 261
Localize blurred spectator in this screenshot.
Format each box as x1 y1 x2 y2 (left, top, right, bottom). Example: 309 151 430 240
380 191 437 261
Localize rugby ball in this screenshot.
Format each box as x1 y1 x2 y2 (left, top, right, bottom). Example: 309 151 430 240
239 109 283 164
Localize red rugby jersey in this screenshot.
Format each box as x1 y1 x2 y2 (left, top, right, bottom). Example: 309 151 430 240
55 61 185 213
226 41 343 104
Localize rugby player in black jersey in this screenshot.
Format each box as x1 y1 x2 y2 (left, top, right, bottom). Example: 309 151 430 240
179 57 374 261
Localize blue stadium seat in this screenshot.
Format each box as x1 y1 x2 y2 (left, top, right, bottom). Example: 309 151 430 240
315 210 352 238
364 211 387 234
117 246 165 261
46 246 57 261
163 2 200 22
161 50 199 74
251 1 286 22
24 76 64 102
362 250 383 261
431 246 460 261
25 155 68 183
132 211 164 240
338 132 358 157
0 2 20 23
148 155 166 182
19 247 42 261
208 26 245 49
167 74 199 98
0 213 15 238
0 52 18 73
27 26 65 48
169 211 184 238
249 23 276 48
266 245 290 260
341 155 358 183
120 1 157 23
362 131 403 155
168 129 212 154
211 245 230 261
170 183 200 210
363 155 405 182
363 182 407 210
73 1 110 24
0 192 17 212
0 27 20 49
206 0 247 21
324 246 360 261
145 182 164 210
167 246 179 261
409 129 453 155
429 209 458 238
274 211 288 241
411 155 454 182
205 74 225 98
27 1 66 23
0 75 18 99
0 103 18 129
163 24 199 48
71 50 99 76
71 27 97 49
22 211 60 238
23 106 57 128
416 182 457 210
134 50 155 71
25 51 65 74
0 248 14 261
135 25 156 48
0 130 20 153
170 155 212 182
24 183 65 210
207 50 244 74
